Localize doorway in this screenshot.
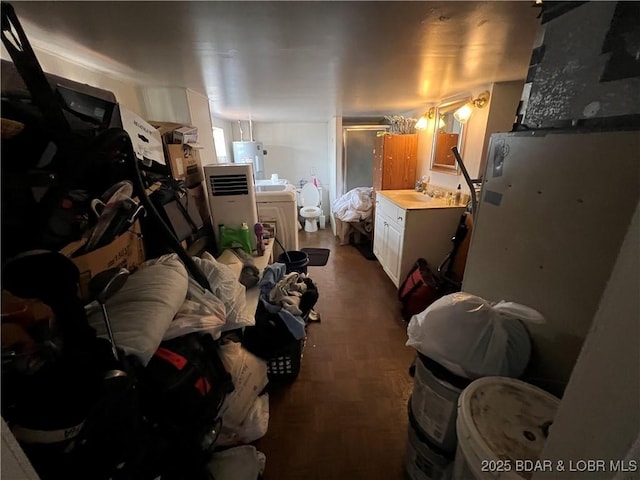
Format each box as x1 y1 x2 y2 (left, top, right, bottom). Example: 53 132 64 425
342 126 388 194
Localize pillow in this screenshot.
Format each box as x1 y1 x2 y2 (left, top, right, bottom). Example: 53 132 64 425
88 254 189 365
192 254 254 330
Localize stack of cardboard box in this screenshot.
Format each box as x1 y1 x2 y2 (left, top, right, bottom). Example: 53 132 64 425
150 121 203 187
149 121 211 228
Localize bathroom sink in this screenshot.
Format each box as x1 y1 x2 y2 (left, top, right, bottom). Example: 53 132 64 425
255 179 289 192
255 184 287 192
395 192 434 203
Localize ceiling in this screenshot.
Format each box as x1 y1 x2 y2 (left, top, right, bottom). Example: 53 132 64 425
8 1 541 122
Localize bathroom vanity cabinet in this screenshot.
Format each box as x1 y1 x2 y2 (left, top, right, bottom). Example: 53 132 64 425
373 191 466 288
373 134 418 191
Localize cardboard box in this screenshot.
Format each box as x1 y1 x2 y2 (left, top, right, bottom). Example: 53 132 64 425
166 144 204 186
119 107 165 167
172 126 198 145
187 183 211 226
148 121 184 145
60 221 145 301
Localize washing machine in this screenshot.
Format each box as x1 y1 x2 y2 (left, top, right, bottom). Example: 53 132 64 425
256 189 299 260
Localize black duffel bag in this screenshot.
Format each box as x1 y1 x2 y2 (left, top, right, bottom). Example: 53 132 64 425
140 333 234 444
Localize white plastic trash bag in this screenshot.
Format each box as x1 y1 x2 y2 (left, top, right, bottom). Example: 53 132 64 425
406 292 543 379
217 394 270 447
217 341 269 433
332 187 374 222
238 394 270 444
207 445 266 480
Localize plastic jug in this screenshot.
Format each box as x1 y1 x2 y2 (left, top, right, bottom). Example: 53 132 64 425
219 223 252 254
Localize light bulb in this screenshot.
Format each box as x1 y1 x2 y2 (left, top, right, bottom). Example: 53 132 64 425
454 104 473 124
415 116 428 130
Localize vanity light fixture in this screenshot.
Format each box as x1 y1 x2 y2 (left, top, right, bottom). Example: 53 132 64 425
453 91 491 124
414 107 437 131
414 115 428 131
453 104 473 124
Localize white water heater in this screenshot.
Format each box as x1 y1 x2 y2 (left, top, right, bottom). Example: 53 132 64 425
204 163 259 249
233 141 266 180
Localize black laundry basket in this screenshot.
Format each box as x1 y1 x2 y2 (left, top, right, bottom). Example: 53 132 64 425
266 338 305 382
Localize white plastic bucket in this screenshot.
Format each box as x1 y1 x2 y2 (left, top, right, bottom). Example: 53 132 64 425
453 377 560 480
405 399 453 480
411 354 471 453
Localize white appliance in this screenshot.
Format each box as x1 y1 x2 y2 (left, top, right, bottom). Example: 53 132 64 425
256 190 298 260
204 163 259 249
233 141 266 180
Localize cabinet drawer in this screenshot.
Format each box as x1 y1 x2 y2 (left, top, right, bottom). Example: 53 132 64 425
376 195 405 228
375 195 394 219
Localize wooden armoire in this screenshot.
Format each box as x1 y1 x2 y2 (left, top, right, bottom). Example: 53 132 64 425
373 133 418 191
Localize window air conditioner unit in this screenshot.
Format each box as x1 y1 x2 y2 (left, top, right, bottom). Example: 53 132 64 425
204 163 259 250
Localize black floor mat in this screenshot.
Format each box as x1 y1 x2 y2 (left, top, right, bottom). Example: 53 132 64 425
300 248 331 266
353 240 377 260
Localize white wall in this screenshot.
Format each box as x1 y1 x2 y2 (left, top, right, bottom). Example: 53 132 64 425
247 122 330 217
141 87 191 125
141 87 218 166
328 116 342 234
534 200 640 480
210 109 234 164
185 89 217 165
479 81 523 174
1 44 143 114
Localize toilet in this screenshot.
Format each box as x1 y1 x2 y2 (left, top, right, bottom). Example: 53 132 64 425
299 183 321 232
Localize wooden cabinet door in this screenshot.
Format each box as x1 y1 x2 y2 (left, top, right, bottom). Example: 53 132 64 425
381 134 418 190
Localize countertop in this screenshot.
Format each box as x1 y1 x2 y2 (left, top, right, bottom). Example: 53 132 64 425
377 189 467 210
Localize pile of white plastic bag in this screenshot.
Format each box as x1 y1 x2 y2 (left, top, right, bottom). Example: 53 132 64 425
406 292 545 379
332 187 374 223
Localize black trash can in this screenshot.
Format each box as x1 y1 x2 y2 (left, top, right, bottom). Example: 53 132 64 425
277 250 309 274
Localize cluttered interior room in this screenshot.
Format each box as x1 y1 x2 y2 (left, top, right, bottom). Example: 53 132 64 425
1 2 639 480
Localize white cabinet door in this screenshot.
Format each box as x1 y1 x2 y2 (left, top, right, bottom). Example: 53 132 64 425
386 220 403 286
373 208 404 287
373 211 385 261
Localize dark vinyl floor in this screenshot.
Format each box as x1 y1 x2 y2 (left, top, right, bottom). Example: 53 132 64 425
255 227 416 480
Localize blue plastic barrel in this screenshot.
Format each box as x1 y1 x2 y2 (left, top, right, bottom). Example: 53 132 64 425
277 250 309 274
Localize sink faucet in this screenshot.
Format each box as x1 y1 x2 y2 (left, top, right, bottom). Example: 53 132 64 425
416 175 430 194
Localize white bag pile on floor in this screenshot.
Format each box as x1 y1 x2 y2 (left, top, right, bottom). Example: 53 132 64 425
332 187 374 222
406 292 543 379
161 253 255 340
216 341 269 446
239 394 270 444
217 394 270 446
207 445 266 480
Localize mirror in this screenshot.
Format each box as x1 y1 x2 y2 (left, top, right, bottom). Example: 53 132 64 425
430 98 470 174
